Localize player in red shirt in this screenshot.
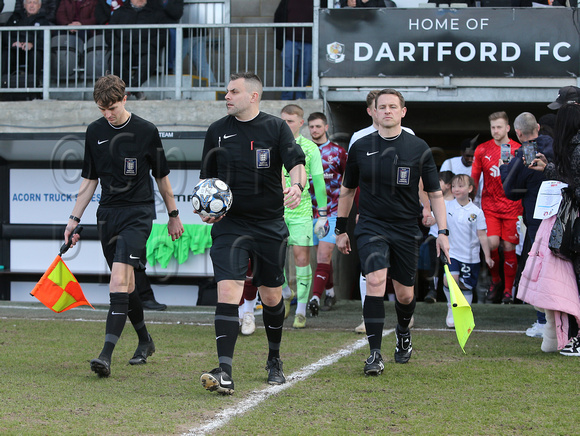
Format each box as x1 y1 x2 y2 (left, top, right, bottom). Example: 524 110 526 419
471 111 522 303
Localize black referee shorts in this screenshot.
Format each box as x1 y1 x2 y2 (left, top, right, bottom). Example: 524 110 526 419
210 217 289 288
97 204 155 270
355 216 422 287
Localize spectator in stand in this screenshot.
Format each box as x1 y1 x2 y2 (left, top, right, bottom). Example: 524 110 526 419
501 112 553 337
159 0 183 75
471 111 522 304
306 112 348 313
274 0 313 100
182 9 216 85
56 0 99 42
106 0 169 100
2 0 50 82
14 0 58 23
95 0 125 23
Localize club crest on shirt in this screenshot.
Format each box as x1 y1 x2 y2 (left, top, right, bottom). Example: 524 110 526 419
124 158 137 176
256 149 270 168
468 213 477 222
397 167 410 185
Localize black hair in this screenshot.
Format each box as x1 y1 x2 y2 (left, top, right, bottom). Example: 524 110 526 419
439 170 454 185
553 103 580 182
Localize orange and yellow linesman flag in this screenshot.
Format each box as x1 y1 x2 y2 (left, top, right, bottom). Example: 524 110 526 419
30 226 93 313
441 254 475 353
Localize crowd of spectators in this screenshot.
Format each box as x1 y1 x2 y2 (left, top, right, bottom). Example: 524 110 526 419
0 0 215 98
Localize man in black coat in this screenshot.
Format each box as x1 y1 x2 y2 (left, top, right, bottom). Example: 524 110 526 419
500 111 554 306
105 0 169 97
2 0 51 82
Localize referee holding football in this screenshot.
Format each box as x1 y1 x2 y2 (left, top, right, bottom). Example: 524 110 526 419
64 74 184 378
199 72 306 395
336 89 449 375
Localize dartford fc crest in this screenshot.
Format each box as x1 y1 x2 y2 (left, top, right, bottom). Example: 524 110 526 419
327 42 345 64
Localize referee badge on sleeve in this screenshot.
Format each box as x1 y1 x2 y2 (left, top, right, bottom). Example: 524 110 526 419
397 167 410 185
124 158 137 176
256 149 270 168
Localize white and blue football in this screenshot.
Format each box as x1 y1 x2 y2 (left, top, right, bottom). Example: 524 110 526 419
191 178 233 218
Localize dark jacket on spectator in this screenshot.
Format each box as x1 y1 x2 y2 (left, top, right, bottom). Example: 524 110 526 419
56 0 99 25
5 9 51 45
14 0 59 23
105 0 168 52
501 134 554 240
160 0 183 23
95 0 125 24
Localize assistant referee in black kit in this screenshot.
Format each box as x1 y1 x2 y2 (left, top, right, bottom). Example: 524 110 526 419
198 72 306 395
336 89 450 376
65 75 184 378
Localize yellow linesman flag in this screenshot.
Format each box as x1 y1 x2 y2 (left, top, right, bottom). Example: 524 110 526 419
443 263 475 353
30 255 94 313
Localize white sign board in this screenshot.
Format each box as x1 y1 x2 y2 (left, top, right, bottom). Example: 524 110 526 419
9 168 211 275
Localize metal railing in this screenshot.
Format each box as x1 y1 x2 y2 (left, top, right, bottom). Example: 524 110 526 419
0 21 317 101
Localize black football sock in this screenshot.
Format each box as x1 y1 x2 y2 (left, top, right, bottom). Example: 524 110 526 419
395 297 416 332
100 292 129 361
215 303 240 377
262 297 285 361
363 296 385 353
127 290 150 343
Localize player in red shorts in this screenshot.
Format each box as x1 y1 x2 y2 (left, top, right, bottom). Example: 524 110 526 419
471 111 522 304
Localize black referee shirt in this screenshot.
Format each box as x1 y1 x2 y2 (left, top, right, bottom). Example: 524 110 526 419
343 130 440 223
82 113 170 207
201 112 305 221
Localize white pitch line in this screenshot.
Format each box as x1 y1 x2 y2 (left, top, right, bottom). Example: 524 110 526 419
0 305 216 315
184 328 394 436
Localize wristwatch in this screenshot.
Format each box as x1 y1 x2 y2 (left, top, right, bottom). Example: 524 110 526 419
168 209 179 218
438 229 449 236
293 182 304 192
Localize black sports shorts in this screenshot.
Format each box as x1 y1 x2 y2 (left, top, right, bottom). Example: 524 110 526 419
97 204 155 270
210 216 289 288
355 215 422 287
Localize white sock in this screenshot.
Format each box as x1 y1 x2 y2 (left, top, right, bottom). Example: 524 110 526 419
325 287 335 298
238 305 244 321
296 302 307 316
282 285 292 300
359 274 367 309
443 285 450 303
463 290 473 305
311 295 320 303
243 297 257 314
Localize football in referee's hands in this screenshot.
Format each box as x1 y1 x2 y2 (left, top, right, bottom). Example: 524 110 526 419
191 178 233 218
